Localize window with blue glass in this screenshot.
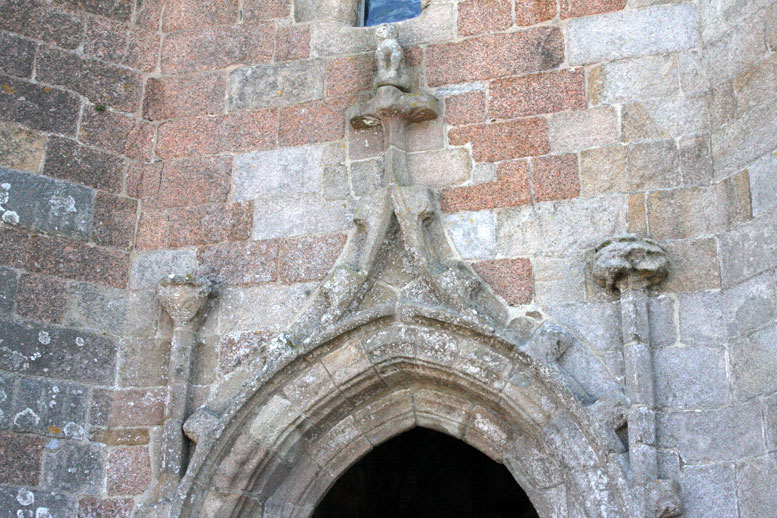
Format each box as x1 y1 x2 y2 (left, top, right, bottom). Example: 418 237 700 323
361 0 421 26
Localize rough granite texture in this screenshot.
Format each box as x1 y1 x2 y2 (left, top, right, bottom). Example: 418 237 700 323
0 0 775 517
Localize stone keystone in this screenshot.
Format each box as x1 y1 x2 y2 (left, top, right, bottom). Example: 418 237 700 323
158 274 211 326
592 235 669 292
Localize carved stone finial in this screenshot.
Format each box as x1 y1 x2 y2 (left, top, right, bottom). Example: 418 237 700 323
592 235 669 293
374 24 412 92
158 274 211 326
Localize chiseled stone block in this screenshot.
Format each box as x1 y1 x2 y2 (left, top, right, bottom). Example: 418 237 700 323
653 346 728 409
589 54 679 105
680 464 739 518
252 193 353 240
233 144 325 201
0 167 94 241
0 122 46 174
730 324 777 400
567 4 699 65
129 249 197 290
746 150 777 217
0 487 77 517
549 107 618 153
442 211 497 259
228 61 325 111
41 441 105 495
12 377 89 439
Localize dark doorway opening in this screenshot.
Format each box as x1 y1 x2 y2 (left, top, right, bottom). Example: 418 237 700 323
313 427 540 518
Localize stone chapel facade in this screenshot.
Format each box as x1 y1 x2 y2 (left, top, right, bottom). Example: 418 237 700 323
0 0 775 516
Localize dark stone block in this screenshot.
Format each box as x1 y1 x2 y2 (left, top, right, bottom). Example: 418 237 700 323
15 273 68 323
0 31 36 79
0 371 16 429
43 137 125 193
0 486 77 517
37 46 143 112
29 234 130 288
91 192 138 249
0 267 18 315
0 320 117 384
0 431 46 485
0 75 81 135
12 377 90 438
0 0 83 50
41 440 105 495
60 0 134 22
0 167 94 241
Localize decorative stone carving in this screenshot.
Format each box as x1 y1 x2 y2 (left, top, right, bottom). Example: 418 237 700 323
593 235 669 293
374 24 412 92
156 275 212 503
592 236 681 518
166 28 640 518
158 275 211 326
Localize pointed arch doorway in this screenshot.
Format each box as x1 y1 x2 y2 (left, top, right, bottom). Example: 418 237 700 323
313 426 540 518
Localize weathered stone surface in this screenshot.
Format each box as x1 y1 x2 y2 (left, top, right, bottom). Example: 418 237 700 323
234 145 324 201
0 266 17 315
442 211 497 259
15 273 68 323
84 18 159 73
592 235 668 292
622 94 709 142
472 258 533 306
219 283 314 335
490 70 586 119
144 72 227 120
37 46 142 112
0 76 81 136
579 141 680 196
736 454 777 518
162 23 275 74
444 91 486 126
567 4 699 65
533 154 580 202
252 194 353 240
351 158 384 196
407 148 471 188
680 464 738 518
77 497 134 518
43 137 124 194
653 346 728 409
0 121 45 173
549 302 621 353
706 15 766 83
80 108 154 161
279 233 346 283
0 321 116 384
549 107 619 153
561 0 625 19
12 377 88 438
107 446 152 496
747 151 777 216
441 160 530 212
42 441 104 494
657 402 764 462
0 167 93 240
129 249 197 290
661 238 720 292
679 136 713 187
718 203 777 287
458 0 512 36
0 431 46 485
449 118 549 163
646 175 750 240
589 54 679 105
426 28 563 86
679 271 775 346
0 0 83 50
0 486 76 517
198 240 278 286
229 61 325 111
730 324 777 400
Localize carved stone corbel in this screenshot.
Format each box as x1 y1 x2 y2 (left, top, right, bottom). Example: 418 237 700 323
157 275 211 496
592 236 682 518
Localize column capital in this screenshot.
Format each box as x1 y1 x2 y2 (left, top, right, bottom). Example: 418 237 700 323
592 235 669 293
157 275 211 327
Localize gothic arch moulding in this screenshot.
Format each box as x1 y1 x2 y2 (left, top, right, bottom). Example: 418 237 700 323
145 28 672 518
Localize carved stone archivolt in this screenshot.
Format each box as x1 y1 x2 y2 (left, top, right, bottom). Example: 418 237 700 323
158 29 662 518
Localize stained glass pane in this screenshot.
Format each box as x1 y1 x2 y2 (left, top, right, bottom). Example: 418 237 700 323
364 0 421 26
